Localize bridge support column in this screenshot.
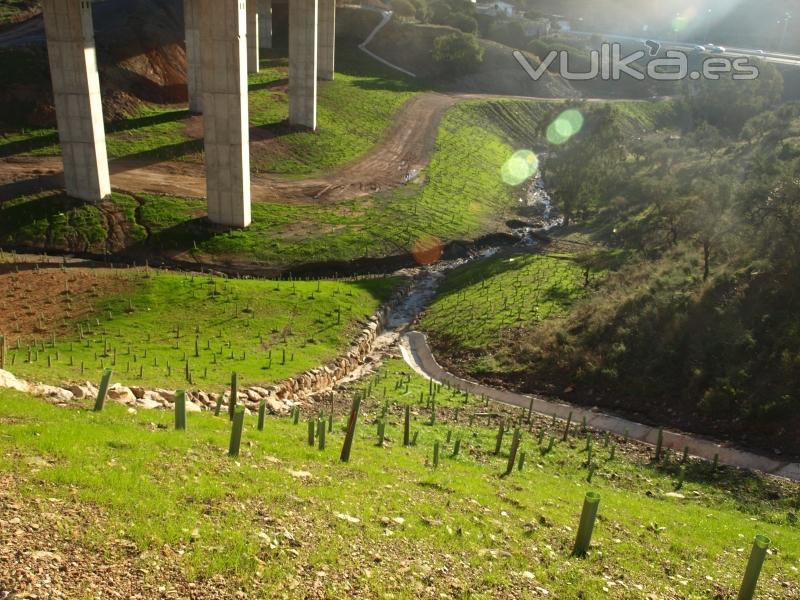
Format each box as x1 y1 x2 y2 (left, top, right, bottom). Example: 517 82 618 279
318 0 335 80
42 0 111 202
199 0 252 227
258 0 272 50
289 0 318 130
184 0 203 113
246 0 260 73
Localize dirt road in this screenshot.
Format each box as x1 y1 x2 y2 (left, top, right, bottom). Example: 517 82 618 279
0 92 644 204
0 92 458 204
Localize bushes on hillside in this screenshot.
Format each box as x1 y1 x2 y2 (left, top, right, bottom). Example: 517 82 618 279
428 0 477 33
392 0 417 18
528 38 591 73
442 11 478 34
432 32 484 75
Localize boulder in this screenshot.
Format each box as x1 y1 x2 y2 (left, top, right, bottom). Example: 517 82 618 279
155 389 176 402
129 386 146 399
185 401 203 413
62 384 85 399
136 397 162 410
33 384 74 403
107 384 136 404
0 369 30 393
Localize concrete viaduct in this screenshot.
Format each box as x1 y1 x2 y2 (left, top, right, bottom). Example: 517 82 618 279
41 0 337 228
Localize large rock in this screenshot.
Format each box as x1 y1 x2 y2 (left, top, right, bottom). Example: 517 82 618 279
136 397 162 410
185 400 203 413
107 384 136 404
0 369 30 393
155 389 176 403
63 384 85 399
32 384 74 403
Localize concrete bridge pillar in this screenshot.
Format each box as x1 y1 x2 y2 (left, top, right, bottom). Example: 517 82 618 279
318 0 335 81
184 0 203 113
41 0 111 202
289 0 318 129
246 0 260 73
199 0 252 227
258 0 272 50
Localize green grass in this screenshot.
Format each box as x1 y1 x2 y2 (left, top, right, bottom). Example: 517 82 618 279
0 47 419 177
1 99 535 267
248 49 419 176
2 268 397 390
0 373 797 597
420 252 595 357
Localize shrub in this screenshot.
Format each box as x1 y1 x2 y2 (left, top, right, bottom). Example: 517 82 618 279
432 32 484 75
443 12 478 34
392 0 417 18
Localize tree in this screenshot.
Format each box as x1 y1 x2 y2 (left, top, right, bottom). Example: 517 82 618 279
444 12 478 34
682 59 784 133
432 32 484 75
543 107 626 226
688 176 737 281
392 0 417 17
739 158 800 270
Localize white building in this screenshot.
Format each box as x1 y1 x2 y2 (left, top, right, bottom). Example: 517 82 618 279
475 1 516 18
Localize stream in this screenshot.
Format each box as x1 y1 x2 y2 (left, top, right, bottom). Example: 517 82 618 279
379 169 561 338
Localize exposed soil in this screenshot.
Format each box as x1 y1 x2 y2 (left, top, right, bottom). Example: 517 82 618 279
0 267 132 342
0 92 458 204
0 473 231 599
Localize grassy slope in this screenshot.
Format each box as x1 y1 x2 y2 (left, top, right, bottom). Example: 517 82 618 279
420 252 593 360
0 0 38 24
419 99 800 455
1 267 396 390
0 366 797 598
0 47 419 177
1 99 554 267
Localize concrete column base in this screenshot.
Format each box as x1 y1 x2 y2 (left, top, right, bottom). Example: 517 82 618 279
42 0 111 202
199 0 252 228
318 0 335 81
289 0 318 130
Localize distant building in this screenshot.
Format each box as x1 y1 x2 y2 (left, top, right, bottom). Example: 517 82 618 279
522 18 551 38
475 1 516 18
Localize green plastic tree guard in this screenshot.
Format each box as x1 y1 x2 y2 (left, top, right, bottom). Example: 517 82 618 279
308 419 316 446
504 428 522 477
737 535 771 600
340 396 362 463
228 407 245 457
257 400 266 431
403 405 411 447
228 372 238 421
93 369 113 412
572 492 601 557
175 390 187 430
318 417 326 450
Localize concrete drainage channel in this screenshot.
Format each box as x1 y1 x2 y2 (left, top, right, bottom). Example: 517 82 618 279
398 331 800 482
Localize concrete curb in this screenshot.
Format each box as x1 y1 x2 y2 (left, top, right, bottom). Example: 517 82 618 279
400 331 800 482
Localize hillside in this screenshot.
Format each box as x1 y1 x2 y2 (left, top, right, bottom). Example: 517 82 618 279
419 91 800 458
1 366 798 597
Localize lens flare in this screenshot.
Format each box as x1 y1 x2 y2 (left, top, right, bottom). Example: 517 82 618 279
546 109 584 145
672 14 689 33
411 234 443 265
501 150 539 186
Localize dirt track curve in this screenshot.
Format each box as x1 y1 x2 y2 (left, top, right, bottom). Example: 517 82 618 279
0 92 458 204
0 92 647 204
